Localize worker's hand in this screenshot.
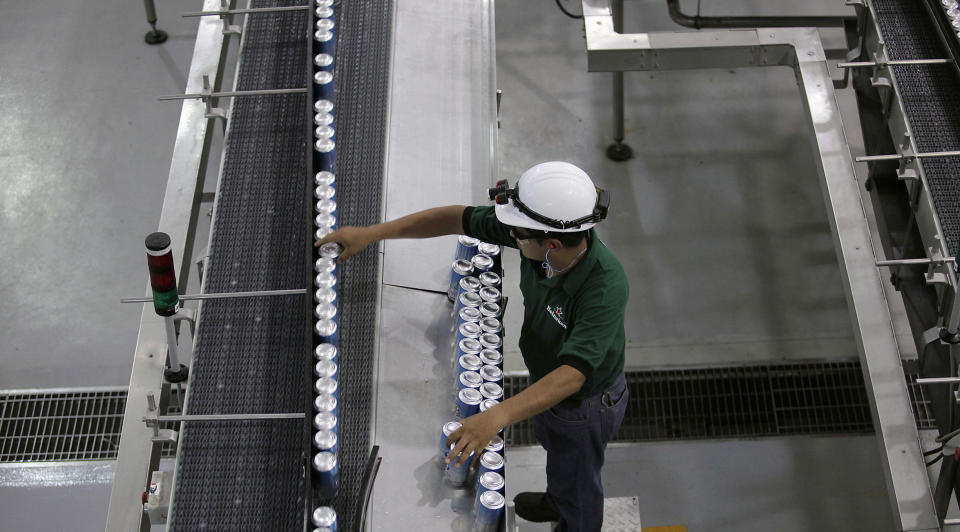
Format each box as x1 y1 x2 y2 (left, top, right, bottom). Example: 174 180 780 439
445 409 507 468
314 226 375 263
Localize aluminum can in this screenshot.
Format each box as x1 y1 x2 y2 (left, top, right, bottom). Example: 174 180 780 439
315 111 334 126
313 99 334 115
312 411 338 435
447 259 475 302
314 343 338 362
315 198 337 216
477 451 504 479
457 353 482 376
314 52 334 71
457 387 482 419
458 371 483 391
314 318 338 345
313 429 338 454
312 451 339 498
314 377 339 399
479 333 502 352
314 302 338 322
311 506 337 530
314 287 337 305
478 271 501 289
478 317 502 335
314 28 335 55
444 450 474 487
314 257 337 275
479 365 503 383
314 359 338 380
474 472 505 515
457 338 482 359
316 0 334 7
314 213 337 231
479 301 502 318
478 243 502 273
479 286 501 304
315 137 336 170
314 184 336 200
479 398 499 413
455 291 483 316
314 272 337 290
456 306 482 331
471 253 494 274
479 382 504 402
319 242 343 260
313 393 338 417
455 235 480 262
457 276 482 300
474 490 505 532
314 169 335 187
439 421 462 461
479 349 502 368
484 435 504 455
313 70 335 100
315 226 332 241
315 7 334 20
315 125 335 141
455 322 481 347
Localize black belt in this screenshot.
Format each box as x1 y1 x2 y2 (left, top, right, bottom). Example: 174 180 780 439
558 373 627 409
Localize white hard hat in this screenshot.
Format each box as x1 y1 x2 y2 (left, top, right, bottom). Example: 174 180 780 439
490 161 607 232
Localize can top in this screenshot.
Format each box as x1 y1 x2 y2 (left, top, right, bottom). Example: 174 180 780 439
314 302 337 320
458 235 480 247
479 286 501 303
315 318 338 337
314 343 338 361
313 287 336 304
471 254 494 270
458 387 482 404
313 100 334 114
313 393 337 412
312 411 337 430
458 307 482 322
478 271 501 287
314 184 335 200
480 451 504 469
479 333 502 349
314 53 333 67
458 276 481 293
479 302 501 317
315 199 337 214
313 429 337 449
319 242 342 259
480 382 504 400
458 338 482 354
314 29 334 42
314 70 333 85
316 17 335 31
458 291 482 308
314 272 337 288
479 490 506 510
315 138 335 152
479 398 499 412
314 213 336 228
479 365 503 382
458 321 481 338
314 112 334 126
479 349 502 365
452 259 474 276
479 317 502 334
314 359 338 378
314 256 336 273
443 421 462 436
478 242 501 256
314 376 338 396
485 435 504 452
315 125 335 139
458 353 482 370
478 471 505 491
312 506 337 527
313 451 337 472
460 371 483 388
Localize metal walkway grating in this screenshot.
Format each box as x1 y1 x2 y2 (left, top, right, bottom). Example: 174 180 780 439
0 388 180 462
503 360 934 446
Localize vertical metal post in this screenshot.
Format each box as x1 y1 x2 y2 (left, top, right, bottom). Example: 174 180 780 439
606 0 633 161
163 317 182 370
143 0 169 45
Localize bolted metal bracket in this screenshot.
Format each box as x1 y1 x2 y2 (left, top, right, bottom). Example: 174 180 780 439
143 392 180 444
220 0 241 35
202 74 228 121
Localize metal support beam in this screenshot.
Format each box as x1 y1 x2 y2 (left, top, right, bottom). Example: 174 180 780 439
580 1 938 528
120 288 308 303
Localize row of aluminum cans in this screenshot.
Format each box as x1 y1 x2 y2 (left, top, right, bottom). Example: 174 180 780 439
439 423 506 530
448 235 502 301
312 0 336 174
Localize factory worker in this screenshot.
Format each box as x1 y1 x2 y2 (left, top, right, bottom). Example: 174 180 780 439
316 161 629 532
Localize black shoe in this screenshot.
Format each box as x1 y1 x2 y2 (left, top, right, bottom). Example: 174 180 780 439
514 491 561 523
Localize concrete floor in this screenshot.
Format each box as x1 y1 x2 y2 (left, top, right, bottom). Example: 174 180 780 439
0 0 931 530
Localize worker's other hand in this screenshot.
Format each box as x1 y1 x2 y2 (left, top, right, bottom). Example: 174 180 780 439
314 226 374 262
445 409 506 468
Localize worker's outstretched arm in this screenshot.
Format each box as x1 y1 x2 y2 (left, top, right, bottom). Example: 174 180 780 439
314 205 468 262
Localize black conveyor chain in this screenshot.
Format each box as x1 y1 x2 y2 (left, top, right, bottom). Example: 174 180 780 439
169 0 392 529
873 0 960 254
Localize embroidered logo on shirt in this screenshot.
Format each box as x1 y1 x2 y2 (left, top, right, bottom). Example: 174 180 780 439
546 304 567 329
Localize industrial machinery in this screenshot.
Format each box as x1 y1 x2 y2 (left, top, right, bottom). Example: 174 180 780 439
105 0 960 530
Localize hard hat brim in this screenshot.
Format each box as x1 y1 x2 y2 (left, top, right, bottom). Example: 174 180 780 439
495 200 598 233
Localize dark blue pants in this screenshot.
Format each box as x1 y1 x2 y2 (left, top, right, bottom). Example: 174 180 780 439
531 373 629 532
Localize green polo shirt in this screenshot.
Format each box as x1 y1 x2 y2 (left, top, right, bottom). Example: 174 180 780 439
462 206 628 401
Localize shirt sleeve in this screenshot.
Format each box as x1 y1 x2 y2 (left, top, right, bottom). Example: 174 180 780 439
462 205 518 249
555 279 628 379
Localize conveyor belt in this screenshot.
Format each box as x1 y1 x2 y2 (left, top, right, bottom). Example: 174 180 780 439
169 0 392 529
873 0 960 254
